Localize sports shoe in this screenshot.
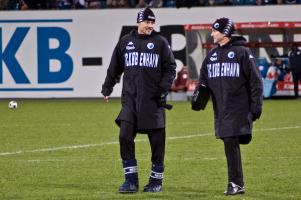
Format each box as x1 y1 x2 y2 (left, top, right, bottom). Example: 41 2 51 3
224 182 245 195
143 182 162 192
118 180 138 193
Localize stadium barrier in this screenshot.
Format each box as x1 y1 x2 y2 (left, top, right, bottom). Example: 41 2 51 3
0 6 300 98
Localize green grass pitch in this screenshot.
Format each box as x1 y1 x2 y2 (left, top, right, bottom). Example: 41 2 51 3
0 99 301 200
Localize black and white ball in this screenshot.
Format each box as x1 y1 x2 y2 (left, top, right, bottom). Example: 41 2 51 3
8 101 18 109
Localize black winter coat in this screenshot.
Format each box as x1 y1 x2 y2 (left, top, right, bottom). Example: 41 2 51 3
198 36 263 139
102 29 176 130
288 48 301 74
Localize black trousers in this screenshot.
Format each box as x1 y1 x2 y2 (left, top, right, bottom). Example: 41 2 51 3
119 121 166 165
222 137 244 187
292 72 301 97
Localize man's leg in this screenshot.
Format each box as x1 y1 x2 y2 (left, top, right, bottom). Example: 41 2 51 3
223 136 245 195
119 121 137 160
143 128 165 192
118 121 138 193
297 74 301 98
293 73 299 98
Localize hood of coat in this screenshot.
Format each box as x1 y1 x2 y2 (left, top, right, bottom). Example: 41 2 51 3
229 36 247 47
216 35 247 49
129 29 159 39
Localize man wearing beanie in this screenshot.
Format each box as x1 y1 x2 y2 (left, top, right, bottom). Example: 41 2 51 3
102 7 176 193
193 17 263 195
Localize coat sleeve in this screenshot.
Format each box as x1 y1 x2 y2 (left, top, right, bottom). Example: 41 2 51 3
198 57 209 87
198 48 216 88
191 57 210 111
158 38 176 94
101 42 124 96
288 51 294 71
242 48 263 120
197 56 210 99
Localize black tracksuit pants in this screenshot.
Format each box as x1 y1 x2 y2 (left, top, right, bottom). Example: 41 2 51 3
292 72 301 97
119 121 165 165
223 137 244 187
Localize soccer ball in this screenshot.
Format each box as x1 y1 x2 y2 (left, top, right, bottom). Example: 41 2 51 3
8 101 18 109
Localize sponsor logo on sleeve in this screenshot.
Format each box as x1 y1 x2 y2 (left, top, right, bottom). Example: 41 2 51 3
210 52 217 61
126 41 135 50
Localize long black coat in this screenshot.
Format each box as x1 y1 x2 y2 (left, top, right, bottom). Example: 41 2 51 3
198 36 263 139
102 30 176 130
288 48 301 74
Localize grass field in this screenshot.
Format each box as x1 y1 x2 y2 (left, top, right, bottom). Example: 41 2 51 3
0 99 301 200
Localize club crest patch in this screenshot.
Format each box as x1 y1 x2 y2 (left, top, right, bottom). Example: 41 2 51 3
228 51 235 59
147 42 154 49
213 23 220 29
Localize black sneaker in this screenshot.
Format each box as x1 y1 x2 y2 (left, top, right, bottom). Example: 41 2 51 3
224 182 245 195
143 182 162 192
118 180 138 193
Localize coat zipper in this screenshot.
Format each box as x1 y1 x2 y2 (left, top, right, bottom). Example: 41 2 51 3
218 48 223 136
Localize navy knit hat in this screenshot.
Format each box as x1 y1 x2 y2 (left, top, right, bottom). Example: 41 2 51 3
137 8 156 23
212 17 235 37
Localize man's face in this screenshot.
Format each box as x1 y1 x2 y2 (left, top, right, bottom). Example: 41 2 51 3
138 20 155 35
211 29 225 45
275 59 283 66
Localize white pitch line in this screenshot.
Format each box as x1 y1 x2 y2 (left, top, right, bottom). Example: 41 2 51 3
0 125 300 157
0 141 118 156
254 125 301 132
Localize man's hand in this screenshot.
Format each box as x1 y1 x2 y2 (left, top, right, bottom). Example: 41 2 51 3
104 96 110 103
252 112 261 121
251 105 262 121
156 92 173 110
158 93 167 107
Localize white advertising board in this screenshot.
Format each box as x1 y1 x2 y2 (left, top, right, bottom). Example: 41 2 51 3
0 5 300 98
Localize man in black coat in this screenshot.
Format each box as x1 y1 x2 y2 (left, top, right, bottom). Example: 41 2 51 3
288 43 301 98
101 8 176 193
195 17 263 195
